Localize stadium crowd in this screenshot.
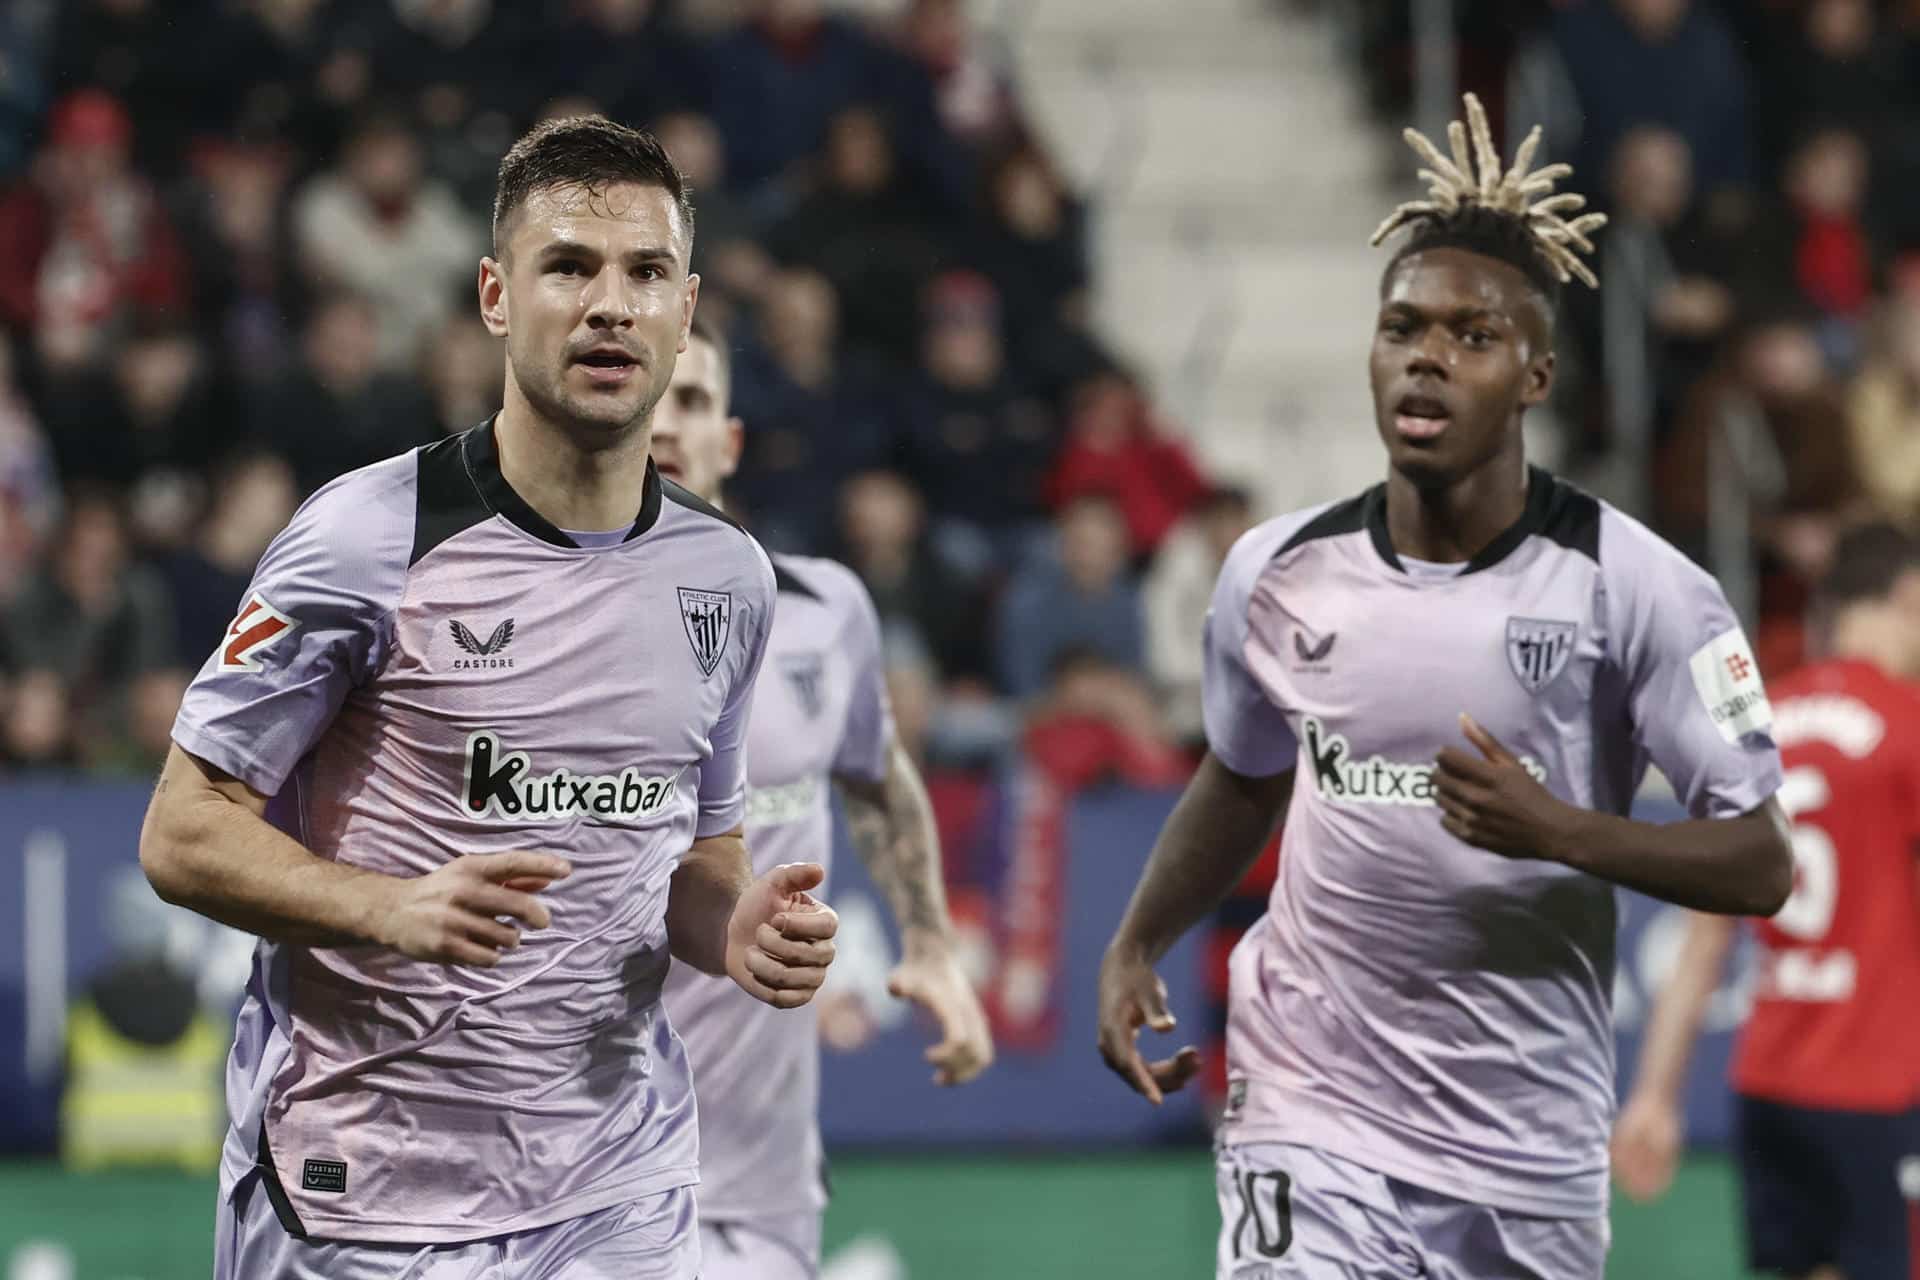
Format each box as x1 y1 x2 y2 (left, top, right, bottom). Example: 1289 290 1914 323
5 0 1914 782
0 0 1238 780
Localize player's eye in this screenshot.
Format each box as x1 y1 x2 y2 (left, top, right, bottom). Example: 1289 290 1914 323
1462 328 1495 348
633 264 665 282
1380 316 1415 339
550 260 585 278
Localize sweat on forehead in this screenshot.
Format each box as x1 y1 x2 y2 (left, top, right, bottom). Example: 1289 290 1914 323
495 180 690 258
1382 247 1554 342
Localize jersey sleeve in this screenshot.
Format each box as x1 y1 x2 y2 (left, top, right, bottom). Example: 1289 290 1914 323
1604 511 1783 818
828 566 895 784
1202 522 1299 777
171 467 411 797
696 543 778 837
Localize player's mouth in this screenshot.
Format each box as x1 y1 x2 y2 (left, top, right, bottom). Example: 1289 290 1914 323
573 346 641 387
1393 392 1452 442
654 457 683 482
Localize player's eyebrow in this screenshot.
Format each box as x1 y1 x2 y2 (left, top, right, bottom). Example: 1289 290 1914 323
536 240 679 267
1382 300 1506 326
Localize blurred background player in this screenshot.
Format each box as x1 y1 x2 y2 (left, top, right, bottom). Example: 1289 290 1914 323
1096 94 1791 1279
655 313 993 1280
1614 520 1920 1280
139 116 837 1280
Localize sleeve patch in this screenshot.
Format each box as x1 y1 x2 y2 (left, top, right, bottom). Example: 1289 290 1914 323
1688 627 1772 744
220 594 299 671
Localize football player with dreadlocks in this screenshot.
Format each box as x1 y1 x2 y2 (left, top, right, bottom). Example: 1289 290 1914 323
1096 95 1792 1278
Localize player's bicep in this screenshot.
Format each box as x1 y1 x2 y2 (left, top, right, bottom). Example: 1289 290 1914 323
1615 562 1780 818
831 576 894 783
1200 591 1296 778
141 744 272 894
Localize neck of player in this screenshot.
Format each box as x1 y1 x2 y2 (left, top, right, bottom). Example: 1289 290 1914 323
1384 433 1528 564
495 381 653 533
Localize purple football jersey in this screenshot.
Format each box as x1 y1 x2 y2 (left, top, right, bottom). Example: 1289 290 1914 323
173 420 777 1244
1204 468 1782 1218
661 554 892 1221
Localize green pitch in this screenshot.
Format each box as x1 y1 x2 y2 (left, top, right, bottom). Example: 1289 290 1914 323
0 1151 1746 1279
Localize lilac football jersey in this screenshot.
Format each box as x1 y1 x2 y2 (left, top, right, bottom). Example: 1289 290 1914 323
173 420 777 1244
661 554 892 1222
1204 467 1782 1218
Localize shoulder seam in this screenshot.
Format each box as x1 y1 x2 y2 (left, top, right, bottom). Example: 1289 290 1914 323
661 477 750 536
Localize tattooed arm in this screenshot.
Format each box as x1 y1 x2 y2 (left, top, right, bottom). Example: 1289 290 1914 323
834 740 993 1084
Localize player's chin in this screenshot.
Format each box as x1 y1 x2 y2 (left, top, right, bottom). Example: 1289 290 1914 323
1383 441 1460 490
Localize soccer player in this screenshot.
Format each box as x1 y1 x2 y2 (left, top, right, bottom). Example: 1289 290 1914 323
652 314 993 1280
1095 94 1792 1279
139 116 838 1279
1613 521 1920 1280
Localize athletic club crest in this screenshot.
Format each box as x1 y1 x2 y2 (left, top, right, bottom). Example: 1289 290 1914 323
678 588 732 678
1505 617 1575 693
782 653 826 719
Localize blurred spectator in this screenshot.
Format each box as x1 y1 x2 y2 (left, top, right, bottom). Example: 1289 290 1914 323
0 89 191 372
767 104 945 365
893 0 1024 152
0 340 58 601
1 493 175 719
1848 292 1920 522
834 468 991 684
3 668 76 770
156 452 297 668
89 666 189 777
1659 310 1863 577
1523 0 1752 204
976 144 1098 396
328 0 531 131
1045 368 1208 558
1754 0 1895 169
41 318 239 494
996 493 1145 699
529 0 696 135
727 267 892 548
424 311 504 436
175 139 301 378
292 110 483 370
701 0 899 194
1021 650 1186 789
1144 486 1254 743
49 0 206 175
1779 124 1876 328
653 110 770 307
0 0 55 178
249 291 435 494
899 270 1057 547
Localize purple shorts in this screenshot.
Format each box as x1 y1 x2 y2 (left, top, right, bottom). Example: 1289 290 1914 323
215 1167 700 1280
1214 1141 1607 1279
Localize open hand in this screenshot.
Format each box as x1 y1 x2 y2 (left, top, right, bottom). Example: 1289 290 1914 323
1096 946 1201 1104
1611 1091 1683 1203
1433 714 1576 861
888 946 994 1086
727 862 839 1009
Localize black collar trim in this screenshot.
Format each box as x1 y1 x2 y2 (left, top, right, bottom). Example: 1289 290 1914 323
1363 465 1560 576
459 416 662 547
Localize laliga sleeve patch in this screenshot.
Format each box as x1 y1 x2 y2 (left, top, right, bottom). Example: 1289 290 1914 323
221 593 298 671
1688 627 1773 744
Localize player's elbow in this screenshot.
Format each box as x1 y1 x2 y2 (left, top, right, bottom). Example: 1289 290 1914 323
1744 827 1794 918
138 786 215 907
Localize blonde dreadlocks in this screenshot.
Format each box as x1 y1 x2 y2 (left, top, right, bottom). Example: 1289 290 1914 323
1371 93 1606 292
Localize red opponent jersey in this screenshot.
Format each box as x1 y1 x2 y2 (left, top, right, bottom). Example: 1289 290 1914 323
1732 658 1920 1111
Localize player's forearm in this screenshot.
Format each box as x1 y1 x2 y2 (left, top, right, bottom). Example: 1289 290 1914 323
1109 753 1294 963
665 831 750 975
836 742 952 952
140 764 394 947
1627 911 1738 1104
1552 802 1792 916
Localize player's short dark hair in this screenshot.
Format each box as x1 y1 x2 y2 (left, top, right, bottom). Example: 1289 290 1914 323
492 115 695 257
1381 204 1563 321
1817 521 1920 609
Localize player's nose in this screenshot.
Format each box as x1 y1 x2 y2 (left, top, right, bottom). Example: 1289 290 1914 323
581 264 638 327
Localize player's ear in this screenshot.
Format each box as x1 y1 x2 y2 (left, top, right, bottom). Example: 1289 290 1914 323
721 417 744 480
479 257 509 338
1521 349 1555 408
679 274 701 353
